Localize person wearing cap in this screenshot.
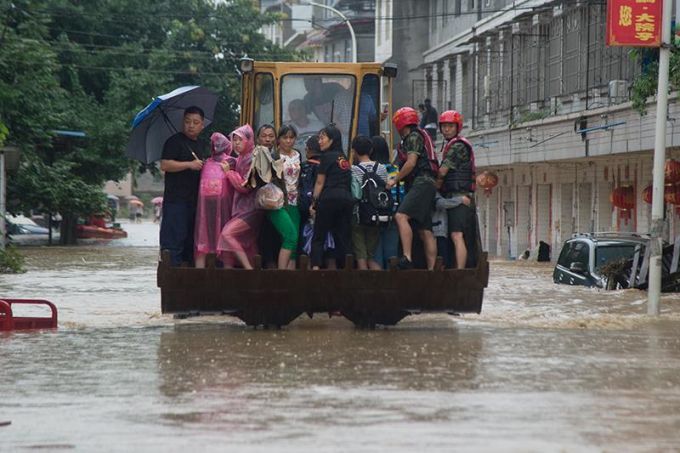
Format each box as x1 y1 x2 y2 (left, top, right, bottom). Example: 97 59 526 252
387 107 438 270
437 110 477 269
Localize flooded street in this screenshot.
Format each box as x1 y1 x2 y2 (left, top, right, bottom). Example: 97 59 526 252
2 222 680 451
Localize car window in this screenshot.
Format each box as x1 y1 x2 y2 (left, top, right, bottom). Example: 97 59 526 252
594 244 638 271
570 242 590 266
557 243 575 267
558 241 589 267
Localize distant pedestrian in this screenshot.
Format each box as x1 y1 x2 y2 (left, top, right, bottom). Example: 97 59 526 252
419 99 439 143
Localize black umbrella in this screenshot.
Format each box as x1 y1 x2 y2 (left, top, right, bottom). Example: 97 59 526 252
125 86 218 164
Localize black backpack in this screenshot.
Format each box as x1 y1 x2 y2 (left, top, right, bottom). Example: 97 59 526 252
298 159 319 214
356 162 393 225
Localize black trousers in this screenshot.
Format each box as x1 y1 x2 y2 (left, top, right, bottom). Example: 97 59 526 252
311 198 353 268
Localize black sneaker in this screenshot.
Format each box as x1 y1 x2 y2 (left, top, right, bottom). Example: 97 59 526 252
397 256 414 270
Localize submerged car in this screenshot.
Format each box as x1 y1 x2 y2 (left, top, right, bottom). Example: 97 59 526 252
5 214 52 245
553 233 649 288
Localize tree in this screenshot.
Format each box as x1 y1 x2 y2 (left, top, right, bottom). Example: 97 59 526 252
630 31 680 115
1 0 299 244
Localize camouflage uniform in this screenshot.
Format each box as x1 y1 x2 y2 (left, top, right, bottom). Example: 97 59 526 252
396 131 437 229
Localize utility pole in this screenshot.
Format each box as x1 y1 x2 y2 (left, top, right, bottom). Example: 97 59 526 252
648 0 673 315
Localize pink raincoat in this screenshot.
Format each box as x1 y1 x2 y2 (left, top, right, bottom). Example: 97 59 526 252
194 133 235 259
217 125 263 264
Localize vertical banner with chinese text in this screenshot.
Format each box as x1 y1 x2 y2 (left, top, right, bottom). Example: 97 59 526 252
606 0 663 47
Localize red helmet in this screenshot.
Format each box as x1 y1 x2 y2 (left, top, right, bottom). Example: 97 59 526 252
392 107 419 132
439 110 463 130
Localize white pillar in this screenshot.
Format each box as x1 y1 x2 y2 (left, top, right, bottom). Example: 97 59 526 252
442 59 452 110
455 54 464 118
648 0 673 315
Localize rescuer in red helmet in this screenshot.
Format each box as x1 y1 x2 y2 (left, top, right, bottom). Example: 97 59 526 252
437 110 477 269
388 107 439 270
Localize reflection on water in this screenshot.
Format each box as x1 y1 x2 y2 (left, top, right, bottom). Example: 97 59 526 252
1 223 680 450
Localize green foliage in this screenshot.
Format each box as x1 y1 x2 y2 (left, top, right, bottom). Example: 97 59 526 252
629 29 680 115
513 109 551 126
1 0 298 233
0 122 8 147
0 246 25 274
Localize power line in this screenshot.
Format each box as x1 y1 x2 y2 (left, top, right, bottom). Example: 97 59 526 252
13 1 607 23
0 58 290 76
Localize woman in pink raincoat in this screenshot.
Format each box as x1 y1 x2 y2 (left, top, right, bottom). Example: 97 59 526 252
194 132 235 268
217 125 264 269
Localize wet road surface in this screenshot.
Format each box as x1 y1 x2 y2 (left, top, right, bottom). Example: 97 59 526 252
1 222 679 451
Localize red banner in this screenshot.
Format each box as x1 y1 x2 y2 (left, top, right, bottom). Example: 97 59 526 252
606 0 663 47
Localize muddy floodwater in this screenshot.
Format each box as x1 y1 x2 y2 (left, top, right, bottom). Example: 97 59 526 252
2 222 680 451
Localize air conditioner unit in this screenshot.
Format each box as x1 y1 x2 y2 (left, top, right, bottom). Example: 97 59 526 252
608 80 628 99
529 101 543 112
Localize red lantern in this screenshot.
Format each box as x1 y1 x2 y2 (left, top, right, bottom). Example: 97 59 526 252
664 185 680 205
476 171 499 194
610 186 635 210
665 159 680 185
643 185 653 204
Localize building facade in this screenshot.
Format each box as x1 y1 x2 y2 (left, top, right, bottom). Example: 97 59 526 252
412 0 680 259
374 0 431 112
286 0 376 62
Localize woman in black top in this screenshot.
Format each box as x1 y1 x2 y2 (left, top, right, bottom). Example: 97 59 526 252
309 125 353 269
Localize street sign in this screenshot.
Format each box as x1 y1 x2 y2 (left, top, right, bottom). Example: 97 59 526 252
606 0 663 47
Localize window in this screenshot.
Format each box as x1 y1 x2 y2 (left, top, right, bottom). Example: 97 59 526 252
455 0 462 16
253 73 274 132
358 74 381 138
280 74 356 153
594 244 638 272
557 241 590 267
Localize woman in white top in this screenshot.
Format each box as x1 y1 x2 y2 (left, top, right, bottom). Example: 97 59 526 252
267 125 302 269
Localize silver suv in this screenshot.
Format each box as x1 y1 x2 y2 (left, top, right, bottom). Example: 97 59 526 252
553 233 649 288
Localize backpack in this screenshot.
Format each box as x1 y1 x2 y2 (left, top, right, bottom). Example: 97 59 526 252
351 174 363 201
356 162 394 225
396 128 439 177
199 159 226 197
298 159 319 213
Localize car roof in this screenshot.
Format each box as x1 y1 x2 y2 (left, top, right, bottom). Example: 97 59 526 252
568 232 648 245
6 214 40 226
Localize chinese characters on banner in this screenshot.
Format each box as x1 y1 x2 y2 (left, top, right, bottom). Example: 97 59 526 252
606 0 663 47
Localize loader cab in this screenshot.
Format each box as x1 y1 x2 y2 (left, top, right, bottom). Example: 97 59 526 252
239 59 395 157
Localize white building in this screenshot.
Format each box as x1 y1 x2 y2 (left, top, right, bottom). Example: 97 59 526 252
377 0 680 259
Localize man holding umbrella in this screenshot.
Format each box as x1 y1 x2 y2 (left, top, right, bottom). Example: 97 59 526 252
159 106 207 266
127 86 218 266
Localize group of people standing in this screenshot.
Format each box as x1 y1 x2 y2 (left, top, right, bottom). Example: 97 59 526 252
158 104 477 271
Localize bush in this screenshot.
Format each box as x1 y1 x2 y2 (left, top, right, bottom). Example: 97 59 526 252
0 246 26 274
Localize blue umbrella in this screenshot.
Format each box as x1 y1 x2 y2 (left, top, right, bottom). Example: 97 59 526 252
125 86 218 164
